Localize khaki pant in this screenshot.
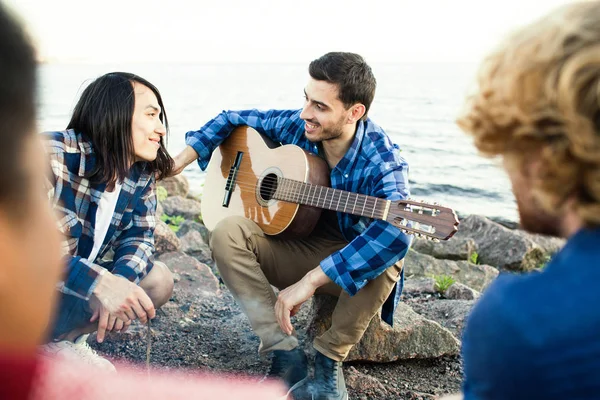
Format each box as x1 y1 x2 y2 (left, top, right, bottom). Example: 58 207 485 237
209 212 403 362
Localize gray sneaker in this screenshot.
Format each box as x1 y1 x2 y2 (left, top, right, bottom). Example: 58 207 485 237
309 351 348 400
261 347 309 398
40 334 116 373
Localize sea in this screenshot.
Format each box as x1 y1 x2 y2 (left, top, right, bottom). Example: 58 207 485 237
37 62 518 225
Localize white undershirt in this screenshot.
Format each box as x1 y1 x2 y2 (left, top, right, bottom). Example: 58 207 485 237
88 182 122 262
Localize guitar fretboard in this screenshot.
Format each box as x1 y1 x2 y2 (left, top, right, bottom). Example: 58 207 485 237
273 177 388 220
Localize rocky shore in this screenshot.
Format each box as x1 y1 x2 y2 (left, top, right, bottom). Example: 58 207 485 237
91 176 564 399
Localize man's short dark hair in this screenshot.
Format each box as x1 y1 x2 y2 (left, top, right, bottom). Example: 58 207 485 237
308 52 376 121
67 72 174 183
0 4 37 208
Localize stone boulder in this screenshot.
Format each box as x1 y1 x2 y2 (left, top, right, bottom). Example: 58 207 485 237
154 220 181 255
177 220 210 246
157 251 220 298
156 201 164 219
307 295 460 362
402 277 437 297
404 249 498 292
409 300 475 338
345 367 389 398
444 282 480 300
157 175 189 198
455 215 548 271
522 232 565 256
411 236 477 261
180 230 212 264
162 196 202 222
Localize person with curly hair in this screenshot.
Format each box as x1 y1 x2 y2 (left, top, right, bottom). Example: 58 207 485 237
454 1 600 399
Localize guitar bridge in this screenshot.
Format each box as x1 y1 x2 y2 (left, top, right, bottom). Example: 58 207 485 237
223 151 244 207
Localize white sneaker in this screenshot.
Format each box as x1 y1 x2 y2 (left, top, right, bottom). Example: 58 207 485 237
40 334 117 373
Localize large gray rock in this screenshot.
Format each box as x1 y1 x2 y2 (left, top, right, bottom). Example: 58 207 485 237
154 220 181 255
402 277 437 296
455 215 548 271
445 282 480 300
162 196 202 222
411 236 477 261
177 220 210 245
156 201 164 219
345 367 389 398
157 175 189 198
522 232 565 256
409 300 475 338
157 251 220 298
180 230 212 263
404 249 498 292
307 295 460 362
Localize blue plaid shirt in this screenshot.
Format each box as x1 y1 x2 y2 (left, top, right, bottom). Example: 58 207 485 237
42 130 157 301
186 109 411 325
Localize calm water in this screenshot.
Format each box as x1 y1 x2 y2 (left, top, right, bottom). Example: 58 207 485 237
37 62 518 223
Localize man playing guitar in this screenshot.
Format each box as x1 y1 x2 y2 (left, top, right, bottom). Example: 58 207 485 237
173 52 412 400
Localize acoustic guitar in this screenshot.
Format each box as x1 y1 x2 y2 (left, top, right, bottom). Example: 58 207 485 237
200 126 459 241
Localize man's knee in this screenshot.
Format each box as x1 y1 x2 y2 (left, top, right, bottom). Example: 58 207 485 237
210 216 259 260
141 261 174 308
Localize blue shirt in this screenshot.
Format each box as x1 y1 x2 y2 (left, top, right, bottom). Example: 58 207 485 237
462 226 600 399
42 130 158 301
186 109 412 325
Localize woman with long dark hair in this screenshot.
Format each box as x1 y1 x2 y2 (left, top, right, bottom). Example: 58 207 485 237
40 72 175 370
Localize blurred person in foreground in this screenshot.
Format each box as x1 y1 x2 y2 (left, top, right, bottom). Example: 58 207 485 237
0 3 285 399
449 1 600 399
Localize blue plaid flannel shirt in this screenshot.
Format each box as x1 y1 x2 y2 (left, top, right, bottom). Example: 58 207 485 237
42 130 157 301
186 109 412 325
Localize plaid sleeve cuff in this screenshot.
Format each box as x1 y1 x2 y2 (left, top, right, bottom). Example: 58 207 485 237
185 134 212 171
319 255 359 296
62 256 107 300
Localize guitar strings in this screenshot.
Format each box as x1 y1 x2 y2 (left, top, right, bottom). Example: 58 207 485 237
217 169 444 217
211 170 438 235
211 164 444 234
216 170 385 216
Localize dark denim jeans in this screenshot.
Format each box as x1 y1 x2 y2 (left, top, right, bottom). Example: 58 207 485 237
50 292 94 340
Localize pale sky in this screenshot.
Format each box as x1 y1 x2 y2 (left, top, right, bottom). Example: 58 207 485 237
7 0 575 64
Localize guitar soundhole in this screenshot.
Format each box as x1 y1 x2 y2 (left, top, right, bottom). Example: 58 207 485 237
259 173 279 201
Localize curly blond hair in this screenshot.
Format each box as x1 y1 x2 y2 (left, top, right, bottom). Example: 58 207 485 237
457 1 600 227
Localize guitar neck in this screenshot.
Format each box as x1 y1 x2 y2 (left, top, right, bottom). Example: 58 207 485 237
273 177 389 220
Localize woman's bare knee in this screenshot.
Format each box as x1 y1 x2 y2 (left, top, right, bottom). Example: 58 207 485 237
140 261 174 308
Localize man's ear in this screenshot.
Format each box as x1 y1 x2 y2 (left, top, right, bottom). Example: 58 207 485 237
347 104 366 123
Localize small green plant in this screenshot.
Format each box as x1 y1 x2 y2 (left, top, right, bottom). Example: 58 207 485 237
161 213 185 233
469 251 479 265
156 186 168 202
433 274 456 294
536 254 552 270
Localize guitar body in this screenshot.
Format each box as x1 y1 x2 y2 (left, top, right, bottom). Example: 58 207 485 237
201 126 330 237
